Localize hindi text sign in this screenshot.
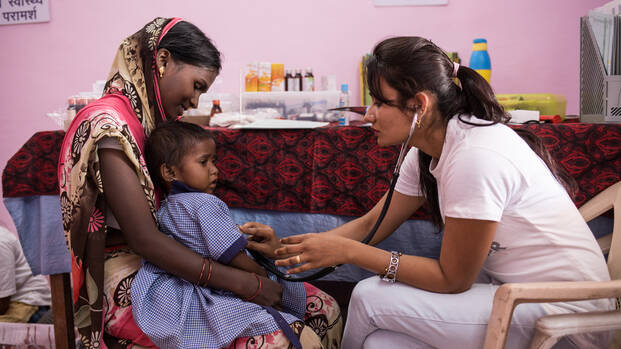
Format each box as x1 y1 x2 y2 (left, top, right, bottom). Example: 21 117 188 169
0 0 49 25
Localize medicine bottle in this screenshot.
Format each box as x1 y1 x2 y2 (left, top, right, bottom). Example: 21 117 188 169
271 63 285 91
285 69 293 91
76 97 89 113
210 100 222 117
338 84 350 126
303 68 315 91
207 99 222 126
294 69 303 91
244 63 259 92
66 96 78 122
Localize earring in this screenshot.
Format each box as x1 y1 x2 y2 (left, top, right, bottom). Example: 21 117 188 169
159 66 165 78
416 117 423 128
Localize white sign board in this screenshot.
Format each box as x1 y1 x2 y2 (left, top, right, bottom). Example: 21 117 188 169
374 0 448 6
0 0 49 25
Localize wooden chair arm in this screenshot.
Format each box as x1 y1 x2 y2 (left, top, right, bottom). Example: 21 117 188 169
483 279 621 349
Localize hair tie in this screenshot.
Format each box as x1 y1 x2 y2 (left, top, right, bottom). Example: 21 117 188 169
452 62 460 78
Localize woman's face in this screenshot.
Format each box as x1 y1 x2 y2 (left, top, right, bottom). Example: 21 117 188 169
159 59 218 120
363 79 415 147
173 138 219 194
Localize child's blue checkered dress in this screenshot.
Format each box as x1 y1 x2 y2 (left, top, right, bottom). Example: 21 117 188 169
131 182 306 349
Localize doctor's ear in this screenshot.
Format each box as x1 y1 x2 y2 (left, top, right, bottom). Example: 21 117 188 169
160 164 176 183
411 92 433 116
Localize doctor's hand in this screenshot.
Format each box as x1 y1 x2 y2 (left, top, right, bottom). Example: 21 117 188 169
240 222 281 259
274 233 352 274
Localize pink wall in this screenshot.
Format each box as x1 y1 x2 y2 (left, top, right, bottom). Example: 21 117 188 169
0 0 608 233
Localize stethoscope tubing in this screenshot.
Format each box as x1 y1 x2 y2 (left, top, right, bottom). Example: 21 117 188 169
252 112 419 282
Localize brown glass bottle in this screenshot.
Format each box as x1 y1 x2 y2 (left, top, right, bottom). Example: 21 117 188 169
210 100 222 116
208 100 222 126
294 69 303 91
285 69 293 91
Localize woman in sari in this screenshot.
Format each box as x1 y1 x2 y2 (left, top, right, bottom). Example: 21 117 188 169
58 17 342 348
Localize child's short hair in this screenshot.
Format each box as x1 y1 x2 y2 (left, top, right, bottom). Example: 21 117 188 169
145 121 215 191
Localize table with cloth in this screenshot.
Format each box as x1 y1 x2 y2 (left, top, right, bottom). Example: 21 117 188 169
2 123 621 283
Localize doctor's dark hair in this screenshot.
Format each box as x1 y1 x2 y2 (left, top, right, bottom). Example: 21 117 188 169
366 36 574 228
145 121 215 193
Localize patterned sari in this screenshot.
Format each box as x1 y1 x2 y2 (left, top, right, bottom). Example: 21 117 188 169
58 17 342 348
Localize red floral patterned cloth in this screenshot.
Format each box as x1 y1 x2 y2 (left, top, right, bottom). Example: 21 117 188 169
3 123 621 217
3 130 63 197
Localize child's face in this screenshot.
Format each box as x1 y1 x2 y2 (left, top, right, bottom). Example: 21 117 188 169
174 138 218 194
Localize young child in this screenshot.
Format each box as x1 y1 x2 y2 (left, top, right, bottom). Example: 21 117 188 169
131 121 308 349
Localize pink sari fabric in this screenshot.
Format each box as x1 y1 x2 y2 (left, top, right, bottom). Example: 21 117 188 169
58 17 176 348
58 92 157 349
227 283 343 349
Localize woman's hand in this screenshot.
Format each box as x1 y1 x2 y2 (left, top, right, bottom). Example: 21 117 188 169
274 233 353 274
240 222 281 259
241 274 283 309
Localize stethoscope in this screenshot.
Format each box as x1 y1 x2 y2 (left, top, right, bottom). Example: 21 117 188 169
249 107 419 282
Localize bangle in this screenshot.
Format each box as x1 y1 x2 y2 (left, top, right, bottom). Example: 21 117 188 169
242 273 262 302
203 258 213 287
380 251 402 283
197 258 207 285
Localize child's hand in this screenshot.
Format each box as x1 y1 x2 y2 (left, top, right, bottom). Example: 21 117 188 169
240 222 281 259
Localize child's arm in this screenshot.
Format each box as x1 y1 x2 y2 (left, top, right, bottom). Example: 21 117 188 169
229 252 268 277
193 198 269 277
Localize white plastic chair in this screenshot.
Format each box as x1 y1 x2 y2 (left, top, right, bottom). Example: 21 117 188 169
483 181 621 349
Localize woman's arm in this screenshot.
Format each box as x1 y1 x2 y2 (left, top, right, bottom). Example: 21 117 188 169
278 216 496 293
353 217 496 293
228 252 267 277
98 148 281 306
323 190 425 245
274 190 423 272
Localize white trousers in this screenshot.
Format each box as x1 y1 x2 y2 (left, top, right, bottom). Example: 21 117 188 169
342 276 584 349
